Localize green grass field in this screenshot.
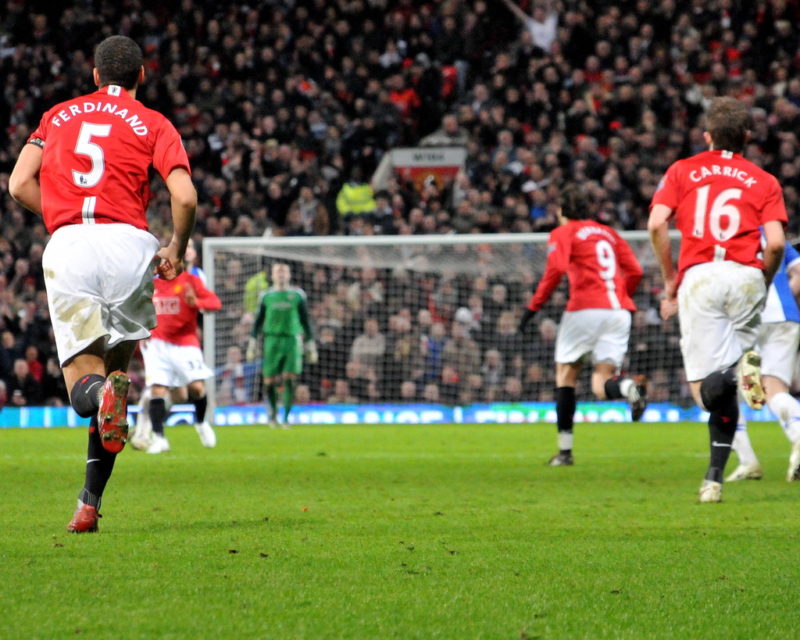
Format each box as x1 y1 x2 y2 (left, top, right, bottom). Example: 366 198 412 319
2 421 799 639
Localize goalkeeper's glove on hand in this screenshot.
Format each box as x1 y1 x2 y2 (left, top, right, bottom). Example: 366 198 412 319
304 340 318 364
518 309 536 333
246 337 257 362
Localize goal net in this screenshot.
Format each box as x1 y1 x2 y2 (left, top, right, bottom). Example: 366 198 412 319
202 232 686 422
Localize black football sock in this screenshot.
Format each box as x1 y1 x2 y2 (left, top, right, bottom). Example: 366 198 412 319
78 416 117 509
556 386 576 454
193 394 208 423
70 374 105 418
149 397 167 437
266 384 278 418
604 376 637 400
283 378 295 422
706 392 739 483
604 376 623 400
700 366 737 412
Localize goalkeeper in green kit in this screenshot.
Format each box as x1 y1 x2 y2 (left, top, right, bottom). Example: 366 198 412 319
247 263 317 427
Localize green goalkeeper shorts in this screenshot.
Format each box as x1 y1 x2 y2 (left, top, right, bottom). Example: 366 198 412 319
262 335 303 377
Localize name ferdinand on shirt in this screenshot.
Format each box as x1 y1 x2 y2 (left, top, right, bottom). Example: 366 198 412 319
50 101 148 135
689 164 757 188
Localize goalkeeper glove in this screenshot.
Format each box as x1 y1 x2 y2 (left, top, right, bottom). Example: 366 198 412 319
518 309 536 333
246 337 257 362
304 340 318 364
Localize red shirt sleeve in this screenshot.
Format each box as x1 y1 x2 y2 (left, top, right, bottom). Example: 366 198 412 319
527 227 570 311
27 111 49 147
613 232 644 296
650 163 679 211
761 176 788 226
189 274 221 312
152 117 191 180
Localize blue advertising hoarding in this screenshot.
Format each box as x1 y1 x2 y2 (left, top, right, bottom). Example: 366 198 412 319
0 401 775 428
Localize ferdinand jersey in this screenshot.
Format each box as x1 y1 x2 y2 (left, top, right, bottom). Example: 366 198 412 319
151 271 221 347
27 84 190 233
651 149 787 284
527 219 643 312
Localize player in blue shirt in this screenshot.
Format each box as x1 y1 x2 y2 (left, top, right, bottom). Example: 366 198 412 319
728 239 800 482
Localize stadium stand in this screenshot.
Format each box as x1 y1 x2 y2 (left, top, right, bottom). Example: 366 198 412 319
0 0 798 406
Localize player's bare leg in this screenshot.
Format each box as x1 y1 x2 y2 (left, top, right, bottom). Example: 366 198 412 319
146 383 171 454
759 375 800 481
188 379 216 447
591 362 648 421
66 338 136 532
550 362 581 466
130 386 153 450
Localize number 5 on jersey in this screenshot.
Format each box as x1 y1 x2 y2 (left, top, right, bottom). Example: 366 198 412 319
72 122 111 222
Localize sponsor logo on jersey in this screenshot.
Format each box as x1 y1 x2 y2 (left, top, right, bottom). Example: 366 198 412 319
154 297 181 315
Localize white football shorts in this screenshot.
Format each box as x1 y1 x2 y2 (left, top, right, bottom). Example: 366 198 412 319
43 223 160 366
555 308 632 367
141 337 214 387
756 321 800 386
678 261 766 382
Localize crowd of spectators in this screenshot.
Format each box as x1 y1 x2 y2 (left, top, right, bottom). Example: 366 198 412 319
0 0 799 407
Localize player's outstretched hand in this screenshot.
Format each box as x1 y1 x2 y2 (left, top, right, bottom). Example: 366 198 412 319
155 246 184 281
517 309 536 333
304 340 318 364
660 296 678 320
246 337 257 362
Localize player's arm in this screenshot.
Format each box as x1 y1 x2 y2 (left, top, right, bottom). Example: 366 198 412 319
527 232 568 312
8 143 43 216
247 296 266 361
499 0 530 22
157 168 197 279
520 232 568 332
762 220 785 289
190 277 222 312
647 203 677 319
297 293 314 341
298 292 318 364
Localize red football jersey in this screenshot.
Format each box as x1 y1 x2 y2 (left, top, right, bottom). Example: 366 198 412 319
650 149 787 284
527 220 643 312
151 271 221 347
27 84 191 234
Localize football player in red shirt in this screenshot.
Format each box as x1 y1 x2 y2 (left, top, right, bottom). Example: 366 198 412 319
519 185 646 466
137 239 221 454
8 36 196 532
649 97 787 503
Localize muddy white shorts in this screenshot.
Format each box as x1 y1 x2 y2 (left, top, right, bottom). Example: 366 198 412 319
678 261 766 382
756 321 800 386
43 223 160 366
141 337 214 387
555 308 632 367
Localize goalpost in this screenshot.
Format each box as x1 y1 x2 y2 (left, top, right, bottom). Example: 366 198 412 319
202 232 685 423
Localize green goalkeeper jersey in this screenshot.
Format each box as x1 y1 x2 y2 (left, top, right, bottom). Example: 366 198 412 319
252 287 313 339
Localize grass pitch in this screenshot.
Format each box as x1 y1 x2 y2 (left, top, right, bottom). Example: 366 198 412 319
2 421 799 639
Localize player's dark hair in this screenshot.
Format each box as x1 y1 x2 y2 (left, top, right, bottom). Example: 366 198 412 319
94 36 143 90
559 184 589 220
705 97 753 154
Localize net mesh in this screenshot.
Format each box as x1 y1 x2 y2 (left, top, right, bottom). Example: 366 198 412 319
205 234 688 409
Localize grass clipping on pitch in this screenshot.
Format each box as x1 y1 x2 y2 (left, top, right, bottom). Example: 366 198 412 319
1 422 797 639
